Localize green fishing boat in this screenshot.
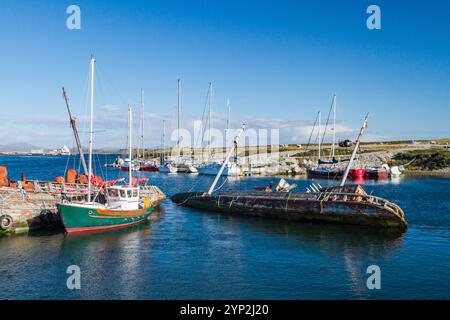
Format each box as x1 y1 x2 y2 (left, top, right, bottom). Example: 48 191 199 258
58 185 152 233
58 55 153 233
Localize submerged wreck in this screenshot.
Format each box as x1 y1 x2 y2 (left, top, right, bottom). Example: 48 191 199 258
172 185 407 230
171 117 408 231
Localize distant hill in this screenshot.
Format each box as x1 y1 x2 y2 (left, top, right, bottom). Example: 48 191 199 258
0 143 47 152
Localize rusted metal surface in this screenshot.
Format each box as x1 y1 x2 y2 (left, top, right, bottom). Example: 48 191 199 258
171 187 407 230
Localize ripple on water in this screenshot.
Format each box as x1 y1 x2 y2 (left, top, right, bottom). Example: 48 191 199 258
0 155 449 299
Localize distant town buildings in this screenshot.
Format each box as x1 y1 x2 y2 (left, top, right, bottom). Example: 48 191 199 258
47 145 71 156
2 145 72 156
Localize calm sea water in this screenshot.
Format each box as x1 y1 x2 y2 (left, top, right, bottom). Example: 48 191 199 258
1 155 450 300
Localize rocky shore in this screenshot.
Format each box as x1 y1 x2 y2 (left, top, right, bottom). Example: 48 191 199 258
236 146 450 177
152 140 450 177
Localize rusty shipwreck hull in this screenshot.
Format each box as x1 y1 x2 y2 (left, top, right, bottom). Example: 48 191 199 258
171 190 408 230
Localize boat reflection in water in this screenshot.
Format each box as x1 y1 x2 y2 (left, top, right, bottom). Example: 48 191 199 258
60 207 403 299
183 208 405 299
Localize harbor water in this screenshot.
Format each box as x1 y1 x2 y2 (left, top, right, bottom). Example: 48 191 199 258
1 155 450 299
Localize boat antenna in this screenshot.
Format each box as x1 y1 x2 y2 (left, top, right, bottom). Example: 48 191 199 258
340 113 369 186
62 87 89 175
87 55 95 202
206 123 245 196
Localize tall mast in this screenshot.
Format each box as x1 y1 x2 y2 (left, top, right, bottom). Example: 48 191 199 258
332 94 336 158
161 120 166 163
128 105 133 187
207 123 245 196
177 79 180 148
318 111 321 161
208 82 212 163
226 98 230 134
62 87 88 175
340 113 369 186
87 55 95 202
141 88 145 160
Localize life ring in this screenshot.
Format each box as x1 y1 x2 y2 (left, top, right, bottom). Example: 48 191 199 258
0 214 13 230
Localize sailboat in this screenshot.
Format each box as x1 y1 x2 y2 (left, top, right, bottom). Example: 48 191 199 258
137 89 158 172
159 80 197 174
58 56 152 233
196 85 241 176
307 95 345 179
120 157 140 171
158 120 177 174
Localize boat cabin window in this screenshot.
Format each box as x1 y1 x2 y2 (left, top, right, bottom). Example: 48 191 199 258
127 190 132 198
108 189 119 197
120 190 126 198
132 190 138 197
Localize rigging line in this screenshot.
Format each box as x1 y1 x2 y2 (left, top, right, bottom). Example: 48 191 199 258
311 117 321 161
104 153 108 181
63 149 71 178
174 175 211 207
320 97 334 149
95 153 105 180
95 63 128 106
182 171 210 195
196 86 212 149
203 87 214 158
213 176 228 193
176 175 226 207
93 68 114 146
304 112 320 157
194 87 210 149
95 66 109 115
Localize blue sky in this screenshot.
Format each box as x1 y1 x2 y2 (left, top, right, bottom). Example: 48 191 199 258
0 0 449 148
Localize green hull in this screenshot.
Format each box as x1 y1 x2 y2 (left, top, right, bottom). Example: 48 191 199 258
58 203 152 233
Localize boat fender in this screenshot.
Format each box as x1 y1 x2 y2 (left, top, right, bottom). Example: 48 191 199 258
0 214 13 230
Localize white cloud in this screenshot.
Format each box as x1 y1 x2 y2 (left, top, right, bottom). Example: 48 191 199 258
100 104 121 113
0 110 441 149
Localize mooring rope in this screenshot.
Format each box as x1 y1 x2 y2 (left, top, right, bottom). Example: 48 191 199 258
212 176 228 193
173 173 231 207
173 175 209 207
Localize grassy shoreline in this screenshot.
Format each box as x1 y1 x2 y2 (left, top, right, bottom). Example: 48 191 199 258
402 170 450 177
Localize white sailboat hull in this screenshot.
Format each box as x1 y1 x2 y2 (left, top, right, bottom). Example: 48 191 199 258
188 165 198 174
197 163 241 176
159 163 177 174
